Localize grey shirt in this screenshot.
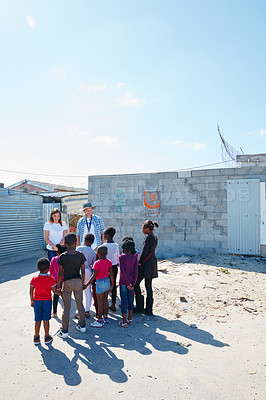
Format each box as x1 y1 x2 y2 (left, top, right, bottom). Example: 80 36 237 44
76 245 97 272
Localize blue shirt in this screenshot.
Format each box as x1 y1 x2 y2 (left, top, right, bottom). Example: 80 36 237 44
76 214 105 247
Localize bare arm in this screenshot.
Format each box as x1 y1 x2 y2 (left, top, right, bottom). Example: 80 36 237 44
29 286 34 307
76 235 80 246
52 285 61 296
44 230 58 251
60 229 68 244
81 263 85 285
57 265 63 290
84 269 97 289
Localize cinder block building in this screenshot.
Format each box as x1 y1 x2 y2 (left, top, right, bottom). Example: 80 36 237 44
88 155 266 258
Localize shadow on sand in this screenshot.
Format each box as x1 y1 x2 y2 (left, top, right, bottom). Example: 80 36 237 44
38 313 229 385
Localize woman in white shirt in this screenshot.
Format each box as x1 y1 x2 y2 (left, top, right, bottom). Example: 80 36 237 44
44 208 68 261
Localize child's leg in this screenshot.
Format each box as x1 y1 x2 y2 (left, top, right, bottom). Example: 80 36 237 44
84 269 93 312
35 321 41 337
127 288 134 322
97 293 104 320
92 283 98 316
103 292 109 317
62 282 72 331
73 280 86 327
43 320 50 337
134 268 145 312
53 291 59 314
110 265 118 309
119 285 128 324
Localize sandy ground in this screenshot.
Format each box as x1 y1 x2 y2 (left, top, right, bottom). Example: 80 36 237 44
0 252 265 400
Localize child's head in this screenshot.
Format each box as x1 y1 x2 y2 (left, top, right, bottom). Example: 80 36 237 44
37 257 50 273
64 233 77 248
142 220 159 234
103 227 116 241
97 245 108 259
122 235 134 242
122 239 136 255
84 233 95 246
56 243 67 255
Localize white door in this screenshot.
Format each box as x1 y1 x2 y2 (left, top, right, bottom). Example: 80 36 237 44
227 179 264 255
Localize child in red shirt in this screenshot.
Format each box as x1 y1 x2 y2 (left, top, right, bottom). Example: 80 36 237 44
84 245 114 328
30 258 61 345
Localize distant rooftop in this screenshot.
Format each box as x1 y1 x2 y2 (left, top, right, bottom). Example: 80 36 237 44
6 179 87 193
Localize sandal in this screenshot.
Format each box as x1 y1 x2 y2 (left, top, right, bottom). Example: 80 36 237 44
85 311 90 318
127 320 133 325
109 305 116 312
119 321 128 328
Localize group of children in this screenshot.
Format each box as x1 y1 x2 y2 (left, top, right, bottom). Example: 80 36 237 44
30 226 144 345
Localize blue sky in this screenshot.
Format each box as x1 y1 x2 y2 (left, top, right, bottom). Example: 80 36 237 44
0 0 265 189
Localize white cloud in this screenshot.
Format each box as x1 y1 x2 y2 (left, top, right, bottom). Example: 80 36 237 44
91 136 120 147
247 129 266 137
170 140 184 146
77 83 106 93
115 82 126 88
55 66 66 80
170 140 206 150
26 15 36 29
188 142 206 150
89 84 106 93
68 125 89 137
116 92 141 107
78 84 86 91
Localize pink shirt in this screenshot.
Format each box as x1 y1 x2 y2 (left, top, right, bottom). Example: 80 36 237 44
49 255 60 281
93 258 112 280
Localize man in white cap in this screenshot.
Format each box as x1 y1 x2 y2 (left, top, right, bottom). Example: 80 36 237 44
76 202 105 249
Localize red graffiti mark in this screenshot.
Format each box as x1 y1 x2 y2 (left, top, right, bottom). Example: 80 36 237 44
143 191 161 209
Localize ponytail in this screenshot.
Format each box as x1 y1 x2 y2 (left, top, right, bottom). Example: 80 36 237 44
143 220 159 231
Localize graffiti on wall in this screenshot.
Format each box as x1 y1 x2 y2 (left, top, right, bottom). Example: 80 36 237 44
143 190 161 217
114 190 125 213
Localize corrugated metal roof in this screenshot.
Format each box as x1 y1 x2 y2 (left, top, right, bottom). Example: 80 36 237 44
40 191 88 198
6 179 87 193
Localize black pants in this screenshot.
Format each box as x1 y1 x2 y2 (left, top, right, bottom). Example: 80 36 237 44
134 267 153 313
53 282 62 313
111 265 118 305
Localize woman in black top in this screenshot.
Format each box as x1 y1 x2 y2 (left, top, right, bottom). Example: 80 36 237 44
134 220 159 316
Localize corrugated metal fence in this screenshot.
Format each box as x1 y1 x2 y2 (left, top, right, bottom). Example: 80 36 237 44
0 188 43 259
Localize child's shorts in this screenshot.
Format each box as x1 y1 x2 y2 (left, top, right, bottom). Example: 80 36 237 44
95 277 111 294
34 300 52 321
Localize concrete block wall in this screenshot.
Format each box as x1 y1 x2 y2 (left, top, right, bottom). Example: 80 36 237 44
88 166 266 258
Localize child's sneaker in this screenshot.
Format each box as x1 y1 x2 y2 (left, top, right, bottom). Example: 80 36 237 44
57 329 68 339
90 320 104 328
76 324 86 333
44 335 53 344
103 316 109 324
34 336 40 345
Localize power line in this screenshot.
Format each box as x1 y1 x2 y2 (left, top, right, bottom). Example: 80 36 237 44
0 168 88 178
177 159 233 171
0 159 234 179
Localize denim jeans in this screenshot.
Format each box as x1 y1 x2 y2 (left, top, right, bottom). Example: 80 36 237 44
120 285 134 314
47 249 57 262
95 277 111 294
